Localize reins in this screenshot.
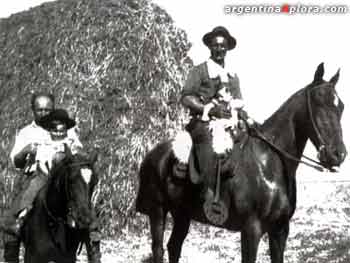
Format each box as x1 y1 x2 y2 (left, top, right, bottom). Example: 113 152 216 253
250 87 335 172
252 129 332 172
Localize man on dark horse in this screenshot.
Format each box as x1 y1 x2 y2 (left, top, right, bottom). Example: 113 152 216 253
180 26 254 187
3 92 101 263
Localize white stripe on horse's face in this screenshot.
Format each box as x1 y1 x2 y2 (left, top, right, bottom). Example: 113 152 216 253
334 94 339 107
80 168 92 184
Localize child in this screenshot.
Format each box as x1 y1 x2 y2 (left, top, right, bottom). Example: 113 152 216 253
35 108 79 174
202 83 245 154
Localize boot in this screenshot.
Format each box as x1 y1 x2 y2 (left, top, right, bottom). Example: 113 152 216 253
3 239 20 263
5 217 25 237
5 209 28 237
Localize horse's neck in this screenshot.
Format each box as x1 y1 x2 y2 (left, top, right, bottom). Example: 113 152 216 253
261 90 309 171
46 174 67 217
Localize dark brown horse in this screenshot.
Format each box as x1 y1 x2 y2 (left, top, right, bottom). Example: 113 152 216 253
21 150 98 263
136 63 347 263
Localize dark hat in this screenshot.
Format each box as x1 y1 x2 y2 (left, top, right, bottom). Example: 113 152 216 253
40 108 76 130
202 26 236 50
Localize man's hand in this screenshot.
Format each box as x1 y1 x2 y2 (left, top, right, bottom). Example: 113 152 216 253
208 105 232 119
237 109 249 121
20 143 38 160
237 109 258 129
13 143 38 169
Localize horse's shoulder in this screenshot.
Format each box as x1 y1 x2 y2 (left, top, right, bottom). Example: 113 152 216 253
244 136 270 156
241 135 284 169
34 184 49 208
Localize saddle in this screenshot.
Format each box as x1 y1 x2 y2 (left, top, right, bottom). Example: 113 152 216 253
173 122 248 183
172 124 249 225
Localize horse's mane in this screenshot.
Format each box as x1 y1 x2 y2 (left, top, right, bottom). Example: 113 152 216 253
49 156 72 177
261 81 319 135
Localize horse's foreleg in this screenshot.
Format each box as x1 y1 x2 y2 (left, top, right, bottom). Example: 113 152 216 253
149 207 167 263
241 217 263 263
268 222 289 263
167 212 191 263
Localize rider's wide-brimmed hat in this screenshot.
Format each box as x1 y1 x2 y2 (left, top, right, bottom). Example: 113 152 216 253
202 26 237 50
40 108 76 130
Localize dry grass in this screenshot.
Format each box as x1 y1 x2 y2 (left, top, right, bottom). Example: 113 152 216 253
0 0 192 236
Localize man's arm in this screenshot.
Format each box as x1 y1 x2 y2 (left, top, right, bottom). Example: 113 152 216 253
181 65 204 110
13 144 38 169
181 66 231 119
11 131 38 170
181 95 205 115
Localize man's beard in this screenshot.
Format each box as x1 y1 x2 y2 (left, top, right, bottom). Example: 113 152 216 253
211 51 226 65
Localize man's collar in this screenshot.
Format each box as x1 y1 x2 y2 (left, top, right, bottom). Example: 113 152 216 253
30 120 38 128
31 120 45 130
207 58 230 82
208 57 225 69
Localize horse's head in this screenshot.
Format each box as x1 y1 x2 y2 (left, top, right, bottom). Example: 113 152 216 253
306 63 347 169
49 148 99 229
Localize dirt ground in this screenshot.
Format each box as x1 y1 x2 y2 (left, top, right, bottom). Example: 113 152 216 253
2 178 350 263
77 178 350 263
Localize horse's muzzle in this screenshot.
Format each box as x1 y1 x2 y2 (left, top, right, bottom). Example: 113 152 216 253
68 206 94 229
76 211 94 229
318 144 347 168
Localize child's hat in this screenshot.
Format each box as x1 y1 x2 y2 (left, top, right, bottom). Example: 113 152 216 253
40 108 76 130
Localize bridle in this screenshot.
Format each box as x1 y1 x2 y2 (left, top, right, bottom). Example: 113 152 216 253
252 86 336 172
306 86 327 156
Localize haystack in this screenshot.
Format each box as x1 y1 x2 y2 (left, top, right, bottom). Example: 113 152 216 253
0 0 192 235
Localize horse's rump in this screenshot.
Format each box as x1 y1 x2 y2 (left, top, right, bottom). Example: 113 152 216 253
136 141 175 215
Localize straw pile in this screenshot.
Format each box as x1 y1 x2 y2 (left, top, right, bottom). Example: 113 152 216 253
0 0 192 236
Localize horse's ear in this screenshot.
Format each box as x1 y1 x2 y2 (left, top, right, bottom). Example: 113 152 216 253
313 62 324 83
64 143 73 160
329 68 340 86
89 150 98 164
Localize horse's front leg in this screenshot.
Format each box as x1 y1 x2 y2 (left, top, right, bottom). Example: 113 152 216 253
268 222 289 263
241 217 263 263
167 210 191 263
149 206 167 263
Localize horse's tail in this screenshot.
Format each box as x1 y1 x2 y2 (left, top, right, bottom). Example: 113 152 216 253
136 140 173 215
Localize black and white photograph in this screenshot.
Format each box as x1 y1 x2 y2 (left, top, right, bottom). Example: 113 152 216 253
0 0 349 262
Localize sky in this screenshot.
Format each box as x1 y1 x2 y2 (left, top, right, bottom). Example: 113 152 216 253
1 0 349 177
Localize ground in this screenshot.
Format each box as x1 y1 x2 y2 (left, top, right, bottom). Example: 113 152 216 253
2 175 350 263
